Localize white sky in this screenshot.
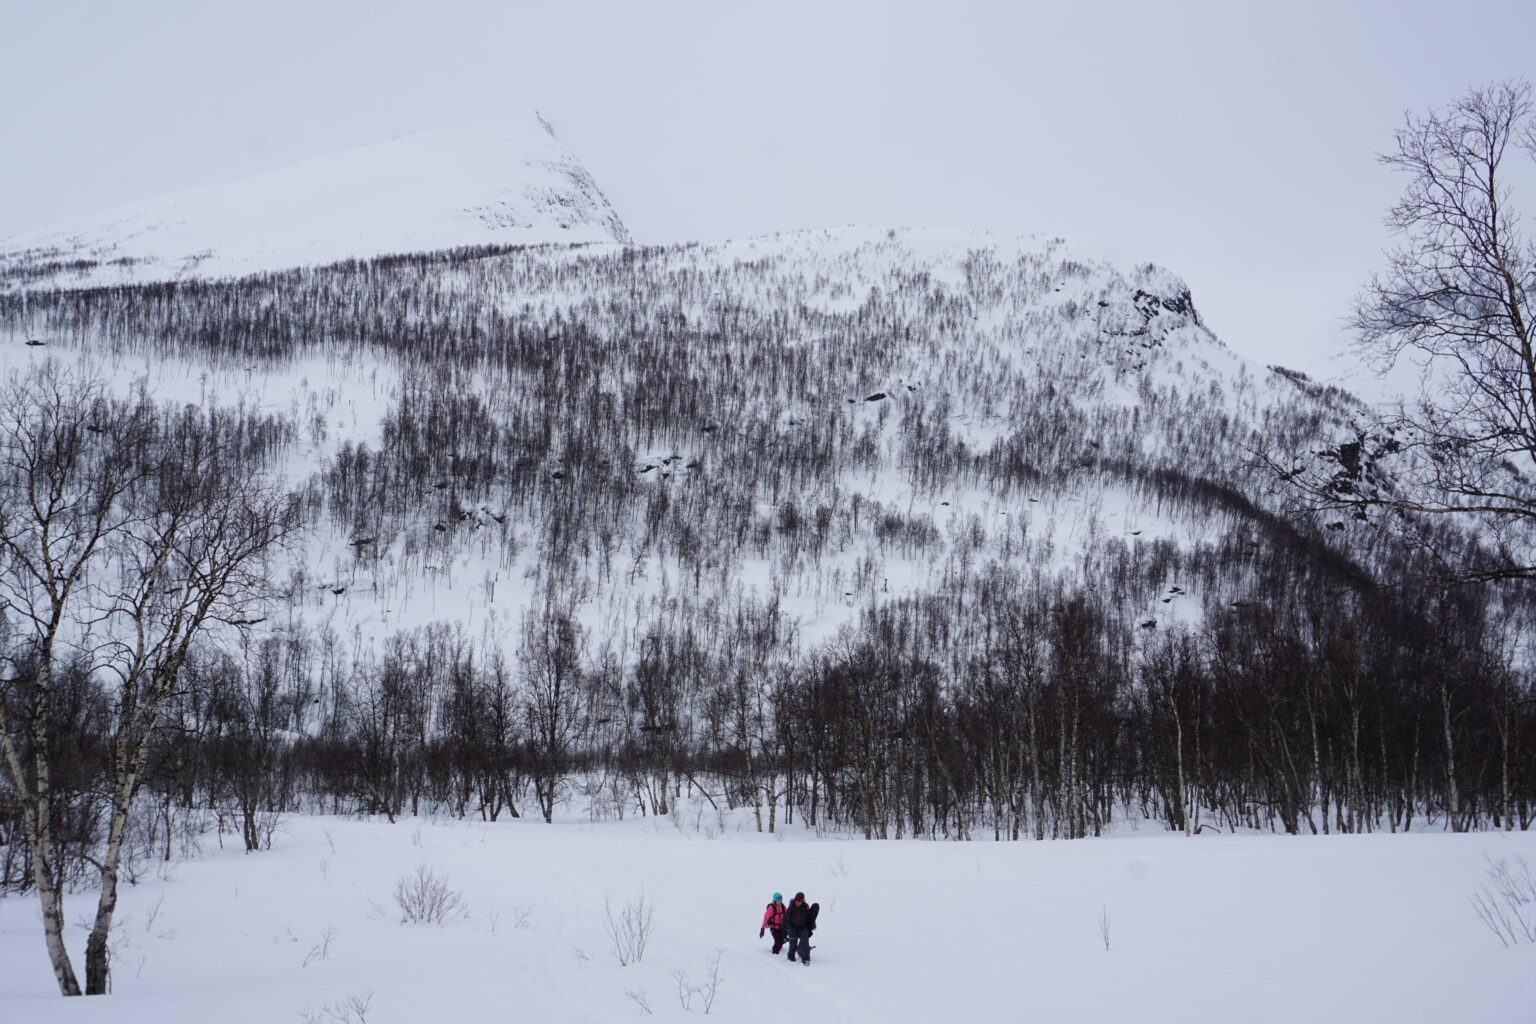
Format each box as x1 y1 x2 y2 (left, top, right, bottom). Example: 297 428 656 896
3 0 1532 382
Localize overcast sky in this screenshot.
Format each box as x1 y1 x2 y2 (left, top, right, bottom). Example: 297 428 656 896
3 0 1532 382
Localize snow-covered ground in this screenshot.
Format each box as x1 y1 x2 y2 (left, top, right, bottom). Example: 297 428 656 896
2 813 1532 1023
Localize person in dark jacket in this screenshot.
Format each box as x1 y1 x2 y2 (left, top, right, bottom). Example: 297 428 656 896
782 891 817 964
759 893 786 953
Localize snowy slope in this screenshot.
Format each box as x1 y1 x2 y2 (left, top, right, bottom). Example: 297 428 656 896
0 114 631 291
0 226 1373 665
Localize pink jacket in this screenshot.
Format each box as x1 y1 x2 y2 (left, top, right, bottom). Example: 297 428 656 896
761 901 785 931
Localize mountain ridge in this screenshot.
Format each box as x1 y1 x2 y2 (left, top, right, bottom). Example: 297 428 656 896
0 115 632 292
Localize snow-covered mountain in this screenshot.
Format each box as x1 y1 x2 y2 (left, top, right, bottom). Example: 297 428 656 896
0 123 1517 852
6 110 1534 1024
2 225 1376 652
0 114 631 292
0 121 1427 676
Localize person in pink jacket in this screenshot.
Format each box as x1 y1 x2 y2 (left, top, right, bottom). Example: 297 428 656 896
759 893 787 954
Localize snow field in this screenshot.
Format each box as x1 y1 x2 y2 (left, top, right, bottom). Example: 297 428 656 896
2 813 1533 1023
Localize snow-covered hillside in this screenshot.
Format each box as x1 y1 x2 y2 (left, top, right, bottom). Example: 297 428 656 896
0 115 631 292
5 217 1514 846
1 226 1363 657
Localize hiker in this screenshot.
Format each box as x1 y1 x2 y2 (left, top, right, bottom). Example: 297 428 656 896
759 892 787 954
782 891 818 965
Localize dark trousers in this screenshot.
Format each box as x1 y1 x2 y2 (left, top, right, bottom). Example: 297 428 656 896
769 927 785 954
785 926 811 962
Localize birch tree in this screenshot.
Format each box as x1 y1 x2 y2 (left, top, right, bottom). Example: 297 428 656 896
82 405 298 993
0 366 298 996
0 368 149 996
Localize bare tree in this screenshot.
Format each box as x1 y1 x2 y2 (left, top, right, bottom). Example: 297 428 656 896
82 408 299 993
521 603 587 823
0 368 150 996
1287 81 1536 580
0 365 299 995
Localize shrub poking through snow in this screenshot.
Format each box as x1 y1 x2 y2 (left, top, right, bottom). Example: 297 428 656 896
1470 854 1536 947
603 890 654 965
671 950 724 1013
393 864 467 925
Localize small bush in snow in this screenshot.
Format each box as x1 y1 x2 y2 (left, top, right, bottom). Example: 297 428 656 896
1471 854 1536 947
603 890 655 965
394 864 467 925
301 989 374 1024
698 950 724 1013
301 924 338 967
671 950 724 1013
670 968 694 1011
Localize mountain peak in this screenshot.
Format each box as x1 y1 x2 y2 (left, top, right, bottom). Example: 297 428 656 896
0 114 631 291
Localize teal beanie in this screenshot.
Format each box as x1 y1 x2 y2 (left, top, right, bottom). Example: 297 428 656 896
773 892 783 902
